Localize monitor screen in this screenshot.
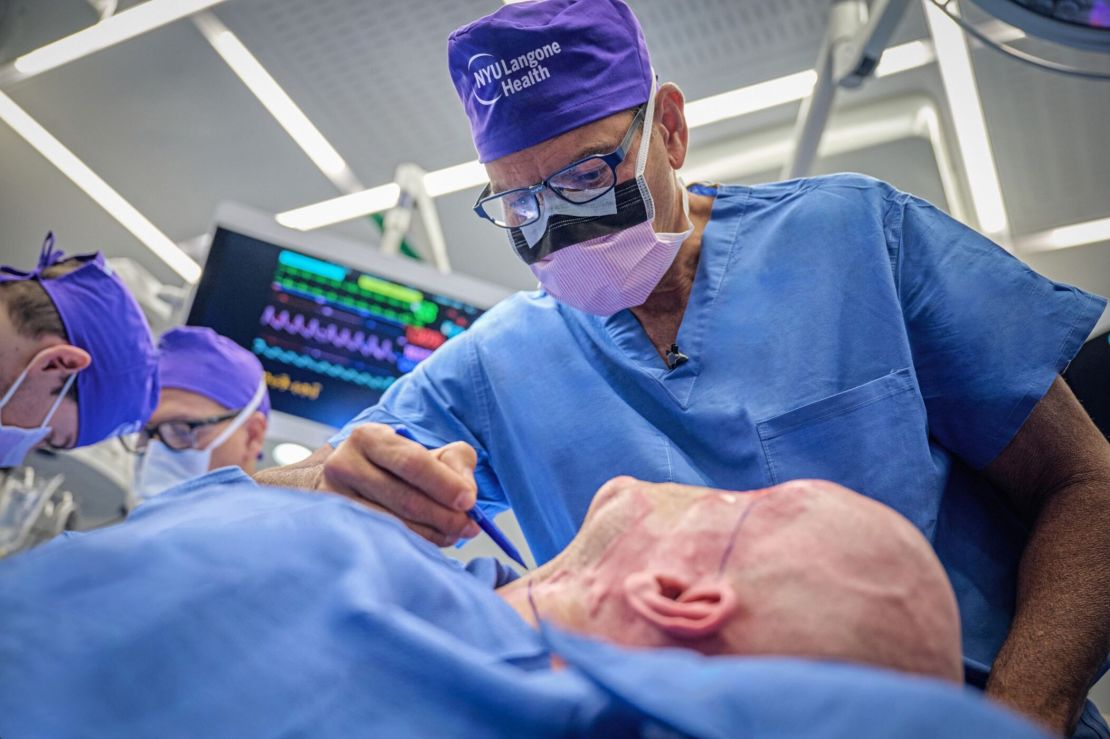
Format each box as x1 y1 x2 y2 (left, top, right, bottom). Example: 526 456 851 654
187 225 491 430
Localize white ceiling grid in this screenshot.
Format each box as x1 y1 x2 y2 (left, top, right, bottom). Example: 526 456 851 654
215 0 489 182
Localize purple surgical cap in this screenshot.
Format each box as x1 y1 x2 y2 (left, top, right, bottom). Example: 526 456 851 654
448 0 653 163
0 234 159 447
158 327 271 418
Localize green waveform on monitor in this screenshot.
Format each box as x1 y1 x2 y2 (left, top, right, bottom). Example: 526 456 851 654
273 272 432 327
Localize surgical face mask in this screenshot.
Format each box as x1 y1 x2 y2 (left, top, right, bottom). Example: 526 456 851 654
0 357 77 469
511 81 694 316
132 380 265 502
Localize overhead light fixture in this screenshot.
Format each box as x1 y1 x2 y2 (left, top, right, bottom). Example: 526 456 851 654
422 160 487 198
10 0 227 81
875 40 936 76
924 0 1010 239
277 183 401 231
683 71 818 128
192 12 362 194
0 91 201 283
1021 216 1110 253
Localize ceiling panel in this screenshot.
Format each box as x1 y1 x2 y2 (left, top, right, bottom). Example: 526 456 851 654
3 16 378 261
0 120 157 276
215 0 494 181
973 42 1110 235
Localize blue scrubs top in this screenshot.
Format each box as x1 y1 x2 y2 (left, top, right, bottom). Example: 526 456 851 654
333 174 1106 679
0 471 1049 739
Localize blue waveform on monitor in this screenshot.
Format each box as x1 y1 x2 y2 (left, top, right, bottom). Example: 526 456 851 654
252 339 397 391
260 306 397 362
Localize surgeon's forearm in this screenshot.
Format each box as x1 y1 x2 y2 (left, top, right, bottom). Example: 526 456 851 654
253 445 331 491
985 477 1110 735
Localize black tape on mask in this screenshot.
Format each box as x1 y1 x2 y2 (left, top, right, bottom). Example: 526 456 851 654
510 179 649 265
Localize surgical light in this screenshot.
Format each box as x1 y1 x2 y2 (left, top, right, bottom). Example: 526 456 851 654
965 0 1110 51
930 0 1110 78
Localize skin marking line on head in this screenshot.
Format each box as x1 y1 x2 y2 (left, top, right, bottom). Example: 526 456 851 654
716 492 768 577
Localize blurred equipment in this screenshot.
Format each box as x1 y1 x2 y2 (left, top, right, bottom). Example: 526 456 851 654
0 466 76 558
1064 330 1110 440
26 443 134 530
380 163 452 274
786 0 1110 179
107 256 190 336
942 0 1110 78
186 204 509 450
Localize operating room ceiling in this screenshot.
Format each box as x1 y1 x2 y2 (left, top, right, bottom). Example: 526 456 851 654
0 0 1107 294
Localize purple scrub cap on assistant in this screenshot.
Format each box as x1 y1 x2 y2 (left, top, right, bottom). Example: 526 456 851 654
158 327 271 418
448 0 653 163
0 234 159 447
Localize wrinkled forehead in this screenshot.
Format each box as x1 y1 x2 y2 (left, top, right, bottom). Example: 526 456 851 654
577 483 774 557
578 479 867 556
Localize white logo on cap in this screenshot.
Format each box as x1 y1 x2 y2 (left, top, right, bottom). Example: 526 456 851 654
468 42 562 108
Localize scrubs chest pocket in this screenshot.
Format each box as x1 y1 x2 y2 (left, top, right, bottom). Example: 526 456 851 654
756 368 938 535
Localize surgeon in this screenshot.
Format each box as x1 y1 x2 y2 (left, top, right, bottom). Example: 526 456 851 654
258 0 1110 734
129 326 269 501
0 235 158 467
0 468 1048 738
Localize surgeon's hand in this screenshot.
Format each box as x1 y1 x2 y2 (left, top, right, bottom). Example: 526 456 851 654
320 423 481 546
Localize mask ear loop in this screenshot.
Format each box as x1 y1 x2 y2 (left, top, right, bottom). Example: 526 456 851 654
203 378 267 451
0 364 34 411
0 350 78 423
39 372 77 429
633 73 659 222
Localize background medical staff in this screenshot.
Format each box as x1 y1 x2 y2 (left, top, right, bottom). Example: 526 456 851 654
130 326 269 501
0 236 158 468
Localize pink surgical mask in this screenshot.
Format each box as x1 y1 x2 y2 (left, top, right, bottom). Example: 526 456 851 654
529 185 691 316
523 81 694 316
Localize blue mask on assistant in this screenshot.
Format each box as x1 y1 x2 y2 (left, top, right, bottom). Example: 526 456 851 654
0 354 78 468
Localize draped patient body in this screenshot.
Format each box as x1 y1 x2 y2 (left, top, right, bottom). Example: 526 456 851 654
1 470 1038 738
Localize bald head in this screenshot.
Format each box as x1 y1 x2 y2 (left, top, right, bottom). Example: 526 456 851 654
498 478 962 683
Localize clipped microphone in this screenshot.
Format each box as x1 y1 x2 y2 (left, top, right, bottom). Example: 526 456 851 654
666 343 689 370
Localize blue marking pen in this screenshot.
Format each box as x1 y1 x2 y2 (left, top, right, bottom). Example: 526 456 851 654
394 426 528 569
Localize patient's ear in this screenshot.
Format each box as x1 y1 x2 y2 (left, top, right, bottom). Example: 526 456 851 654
622 571 737 640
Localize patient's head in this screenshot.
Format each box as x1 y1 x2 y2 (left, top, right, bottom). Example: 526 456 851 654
497 477 962 683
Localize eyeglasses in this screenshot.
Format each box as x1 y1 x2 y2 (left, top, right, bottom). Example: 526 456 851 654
119 410 240 454
473 105 646 230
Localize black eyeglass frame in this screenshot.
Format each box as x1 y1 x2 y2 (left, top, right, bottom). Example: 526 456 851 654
472 104 647 229
120 409 241 454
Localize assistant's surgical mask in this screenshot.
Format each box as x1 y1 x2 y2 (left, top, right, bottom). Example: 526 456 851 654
133 379 266 502
512 78 694 316
0 356 77 469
